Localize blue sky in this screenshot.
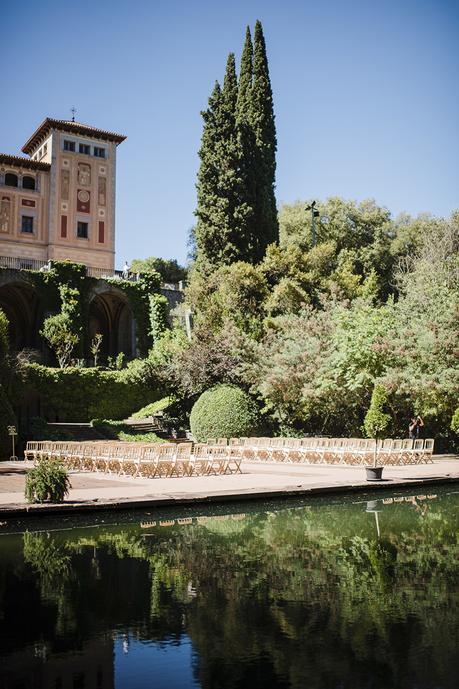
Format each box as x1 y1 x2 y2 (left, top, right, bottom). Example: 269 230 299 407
1 0 458 266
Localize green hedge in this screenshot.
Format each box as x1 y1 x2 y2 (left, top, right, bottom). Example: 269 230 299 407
91 419 162 443
131 396 174 418
190 384 262 442
22 363 160 422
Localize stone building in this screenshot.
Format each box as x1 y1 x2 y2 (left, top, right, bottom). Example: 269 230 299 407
0 118 185 367
0 117 125 274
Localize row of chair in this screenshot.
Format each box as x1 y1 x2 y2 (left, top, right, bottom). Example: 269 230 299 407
23 436 434 476
204 437 435 465
24 441 242 478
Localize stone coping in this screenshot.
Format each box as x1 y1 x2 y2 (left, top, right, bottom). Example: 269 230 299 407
0 457 457 519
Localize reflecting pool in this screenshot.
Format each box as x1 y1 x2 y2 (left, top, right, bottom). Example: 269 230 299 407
0 488 458 689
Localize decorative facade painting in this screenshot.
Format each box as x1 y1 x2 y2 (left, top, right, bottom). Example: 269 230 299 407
78 163 91 186
77 189 90 213
98 176 106 206
0 197 11 233
61 169 70 200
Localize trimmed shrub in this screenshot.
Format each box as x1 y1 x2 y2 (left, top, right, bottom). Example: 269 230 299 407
25 459 71 503
364 384 392 439
190 384 262 442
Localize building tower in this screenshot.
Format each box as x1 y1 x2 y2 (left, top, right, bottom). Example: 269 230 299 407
0 118 126 273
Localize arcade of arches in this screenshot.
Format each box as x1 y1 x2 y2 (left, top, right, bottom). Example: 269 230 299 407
88 289 135 360
0 280 40 351
0 277 135 361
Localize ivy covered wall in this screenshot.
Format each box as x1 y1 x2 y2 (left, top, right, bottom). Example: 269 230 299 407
0 261 173 360
21 363 158 422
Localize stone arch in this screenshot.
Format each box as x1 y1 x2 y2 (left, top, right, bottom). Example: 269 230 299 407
0 279 40 350
87 285 135 361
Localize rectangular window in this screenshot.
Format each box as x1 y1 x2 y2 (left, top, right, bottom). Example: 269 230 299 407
21 216 34 233
61 215 67 238
98 221 105 243
93 147 105 158
64 140 75 152
77 221 88 238
43 143 48 155
79 143 90 155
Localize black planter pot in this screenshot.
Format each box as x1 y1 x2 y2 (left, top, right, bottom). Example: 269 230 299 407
365 466 384 481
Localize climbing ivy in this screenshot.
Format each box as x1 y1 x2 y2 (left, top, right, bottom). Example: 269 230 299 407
106 270 163 354
24 262 166 357
149 293 170 341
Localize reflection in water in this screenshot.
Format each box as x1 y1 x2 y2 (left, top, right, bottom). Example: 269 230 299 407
0 489 457 689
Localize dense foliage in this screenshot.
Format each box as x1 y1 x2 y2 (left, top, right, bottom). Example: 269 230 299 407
130 256 187 284
156 203 459 446
190 384 262 441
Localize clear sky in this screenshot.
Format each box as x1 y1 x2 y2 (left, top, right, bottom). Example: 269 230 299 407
1 0 458 267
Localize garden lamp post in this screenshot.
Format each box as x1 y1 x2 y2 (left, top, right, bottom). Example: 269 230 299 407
305 201 320 247
7 425 18 461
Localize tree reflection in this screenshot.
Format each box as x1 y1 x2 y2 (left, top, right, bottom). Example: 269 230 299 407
0 492 457 689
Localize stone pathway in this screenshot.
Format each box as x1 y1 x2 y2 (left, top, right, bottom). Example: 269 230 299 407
0 457 457 516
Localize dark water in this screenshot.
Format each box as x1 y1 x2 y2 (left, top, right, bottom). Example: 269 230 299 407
0 488 458 689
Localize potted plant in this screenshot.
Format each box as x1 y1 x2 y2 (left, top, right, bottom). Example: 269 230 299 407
363 384 392 481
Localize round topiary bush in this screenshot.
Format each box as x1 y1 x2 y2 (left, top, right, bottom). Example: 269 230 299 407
190 384 262 442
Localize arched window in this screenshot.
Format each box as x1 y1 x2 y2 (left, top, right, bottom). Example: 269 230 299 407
22 176 36 190
4 173 18 187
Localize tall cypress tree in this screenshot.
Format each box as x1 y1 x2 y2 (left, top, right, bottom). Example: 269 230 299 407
195 55 250 273
251 19 278 253
195 81 225 275
220 52 251 263
236 27 257 260
194 22 278 274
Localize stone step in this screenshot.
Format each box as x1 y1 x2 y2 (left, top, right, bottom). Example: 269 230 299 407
47 423 105 441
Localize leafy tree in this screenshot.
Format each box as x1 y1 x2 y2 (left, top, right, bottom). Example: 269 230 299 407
40 312 79 368
264 277 310 316
130 257 187 284
90 333 103 367
149 322 251 398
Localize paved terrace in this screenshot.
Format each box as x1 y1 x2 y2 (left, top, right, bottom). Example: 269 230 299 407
0 456 458 516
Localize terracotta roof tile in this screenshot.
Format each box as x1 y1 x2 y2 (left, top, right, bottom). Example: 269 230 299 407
22 118 126 154
0 153 50 172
